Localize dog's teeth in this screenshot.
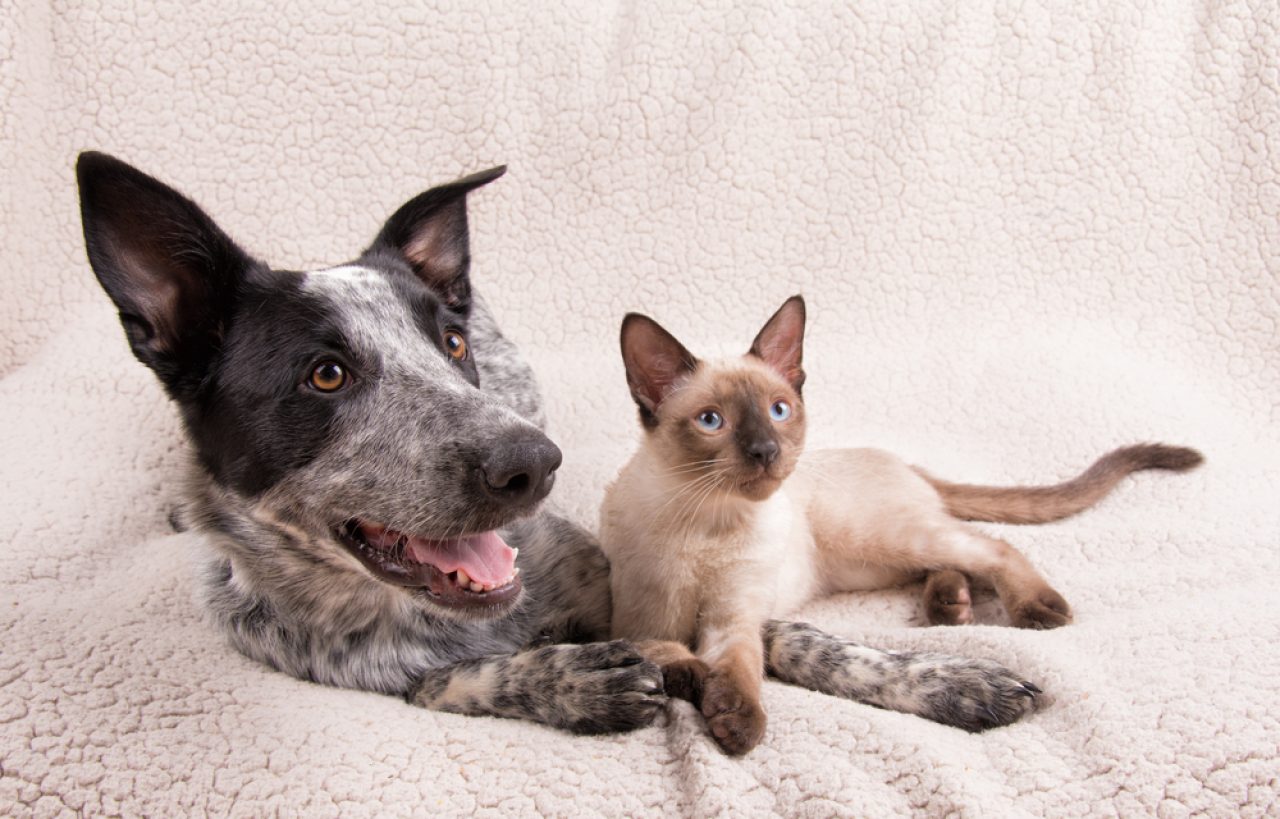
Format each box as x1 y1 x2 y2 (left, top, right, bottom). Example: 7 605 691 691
456 568 471 586
512 567 521 577
469 581 484 593
511 547 519 560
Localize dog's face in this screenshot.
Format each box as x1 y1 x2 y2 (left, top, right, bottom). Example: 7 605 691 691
77 153 555 620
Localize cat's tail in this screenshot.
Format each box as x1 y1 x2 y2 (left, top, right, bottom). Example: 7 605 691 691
914 443 1203 525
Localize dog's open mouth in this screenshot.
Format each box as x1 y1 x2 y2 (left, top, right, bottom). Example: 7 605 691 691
337 519 522 608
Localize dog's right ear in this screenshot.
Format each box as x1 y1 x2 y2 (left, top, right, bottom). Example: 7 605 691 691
369 166 506 313
77 152 256 398
620 313 699 429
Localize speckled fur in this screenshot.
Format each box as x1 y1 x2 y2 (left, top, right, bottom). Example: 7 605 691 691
763 621 1039 732
78 155 662 735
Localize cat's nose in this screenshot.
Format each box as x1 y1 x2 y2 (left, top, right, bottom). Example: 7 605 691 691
746 439 780 468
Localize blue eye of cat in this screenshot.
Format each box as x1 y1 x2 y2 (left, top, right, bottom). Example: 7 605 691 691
695 410 723 431
769 401 791 422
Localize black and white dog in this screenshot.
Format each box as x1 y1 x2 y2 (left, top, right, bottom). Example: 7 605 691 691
76 152 1040 740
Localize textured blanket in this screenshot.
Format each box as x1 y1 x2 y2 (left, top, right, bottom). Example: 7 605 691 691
2 1 1277 815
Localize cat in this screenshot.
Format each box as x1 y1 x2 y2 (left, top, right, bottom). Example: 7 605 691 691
598 294 1202 755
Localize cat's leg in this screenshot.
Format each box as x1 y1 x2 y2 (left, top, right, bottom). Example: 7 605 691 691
634 639 709 702
915 520 1071 629
922 569 974 625
695 619 769 755
762 620 1040 731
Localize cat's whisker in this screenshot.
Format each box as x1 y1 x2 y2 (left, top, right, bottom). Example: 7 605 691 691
673 476 724 547
644 469 727 522
661 466 734 534
657 457 731 476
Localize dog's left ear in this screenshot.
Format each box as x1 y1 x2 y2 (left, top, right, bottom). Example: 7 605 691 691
748 295 806 393
369 165 506 311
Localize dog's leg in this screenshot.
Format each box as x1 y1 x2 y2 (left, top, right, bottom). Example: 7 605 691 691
408 640 665 734
762 620 1041 732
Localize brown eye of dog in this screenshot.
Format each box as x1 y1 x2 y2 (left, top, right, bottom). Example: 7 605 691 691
444 330 468 361
309 361 347 392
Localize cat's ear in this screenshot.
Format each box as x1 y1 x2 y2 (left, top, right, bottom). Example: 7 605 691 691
749 295 806 392
620 313 699 426
368 165 506 313
77 151 257 399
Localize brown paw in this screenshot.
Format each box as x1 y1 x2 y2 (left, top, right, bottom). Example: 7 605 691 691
662 657 709 704
924 570 974 625
700 672 766 756
1010 588 1072 629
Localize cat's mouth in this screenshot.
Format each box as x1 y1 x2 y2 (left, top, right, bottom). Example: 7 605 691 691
735 470 786 500
336 519 522 609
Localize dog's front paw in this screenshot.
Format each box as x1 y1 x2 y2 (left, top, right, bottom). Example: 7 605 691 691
901 656 1042 732
544 640 666 735
700 671 767 756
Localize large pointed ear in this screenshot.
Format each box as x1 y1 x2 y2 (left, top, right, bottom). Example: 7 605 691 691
368 165 506 312
77 151 257 398
748 295 806 392
620 313 699 428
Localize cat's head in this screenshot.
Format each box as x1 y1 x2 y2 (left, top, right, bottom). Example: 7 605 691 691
619 296 807 502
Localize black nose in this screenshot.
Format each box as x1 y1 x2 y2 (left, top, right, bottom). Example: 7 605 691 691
745 439 779 468
479 432 563 507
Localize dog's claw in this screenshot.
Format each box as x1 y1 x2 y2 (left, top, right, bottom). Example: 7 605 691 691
1022 681 1042 696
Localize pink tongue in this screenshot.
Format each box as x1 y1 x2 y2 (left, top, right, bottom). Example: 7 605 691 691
404 530 516 586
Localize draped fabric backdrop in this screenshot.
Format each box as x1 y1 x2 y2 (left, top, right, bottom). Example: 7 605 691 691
1 2 1276 815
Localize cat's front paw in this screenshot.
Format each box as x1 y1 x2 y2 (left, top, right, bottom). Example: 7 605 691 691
902 656 1042 732
661 657 710 703
700 671 767 755
543 641 666 734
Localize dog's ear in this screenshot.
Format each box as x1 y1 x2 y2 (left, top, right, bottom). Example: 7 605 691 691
370 166 506 312
748 295 806 393
77 151 257 398
620 313 699 428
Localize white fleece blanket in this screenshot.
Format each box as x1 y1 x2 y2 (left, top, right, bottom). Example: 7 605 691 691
2 2 1277 816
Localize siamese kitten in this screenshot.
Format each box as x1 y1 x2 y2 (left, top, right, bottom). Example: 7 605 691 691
599 295 1201 755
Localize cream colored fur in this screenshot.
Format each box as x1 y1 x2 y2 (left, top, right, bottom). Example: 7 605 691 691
4 1 1276 812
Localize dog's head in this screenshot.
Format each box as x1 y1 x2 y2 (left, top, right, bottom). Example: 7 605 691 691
77 152 555 620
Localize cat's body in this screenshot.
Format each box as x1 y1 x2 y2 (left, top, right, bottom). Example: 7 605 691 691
607 446 958 643
600 296 1201 755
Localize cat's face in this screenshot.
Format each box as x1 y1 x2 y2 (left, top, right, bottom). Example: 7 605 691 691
651 358 805 500
620 296 808 502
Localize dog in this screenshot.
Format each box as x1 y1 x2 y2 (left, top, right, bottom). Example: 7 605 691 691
76 152 1042 737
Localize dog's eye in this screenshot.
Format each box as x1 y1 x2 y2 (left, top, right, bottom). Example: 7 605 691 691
444 330 468 361
309 361 348 392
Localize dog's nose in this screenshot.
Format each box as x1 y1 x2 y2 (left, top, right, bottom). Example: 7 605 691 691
479 433 563 507
745 439 779 468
